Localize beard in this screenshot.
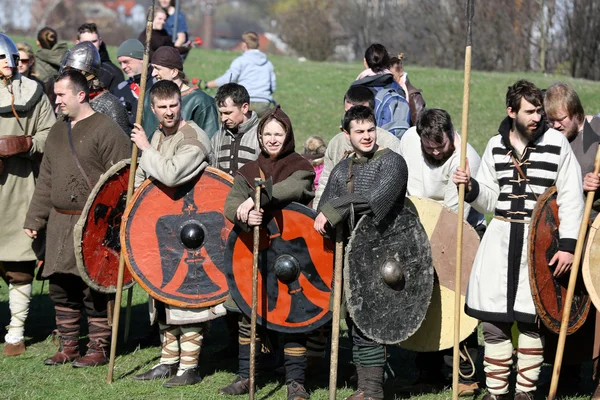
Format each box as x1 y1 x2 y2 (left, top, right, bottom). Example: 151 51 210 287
422 140 455 167
514 117 538 138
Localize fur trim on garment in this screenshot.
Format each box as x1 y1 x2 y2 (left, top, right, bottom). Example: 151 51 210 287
0 75 44 114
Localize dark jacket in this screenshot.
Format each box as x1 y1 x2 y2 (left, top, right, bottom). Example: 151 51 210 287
139 29 190 60
110 70 154 126
35 42 68 105
98 43 124 92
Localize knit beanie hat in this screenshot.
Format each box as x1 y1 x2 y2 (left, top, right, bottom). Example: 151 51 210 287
117 39 144 60
151 46 183 71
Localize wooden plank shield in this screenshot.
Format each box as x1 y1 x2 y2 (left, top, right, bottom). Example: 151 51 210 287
121 167 234 308
399 197 480 351
225 203 334 334
74 160 134 293
583 212 600 311
529 186 590 334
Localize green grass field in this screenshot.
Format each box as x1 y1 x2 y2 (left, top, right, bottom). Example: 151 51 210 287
2 37 600 399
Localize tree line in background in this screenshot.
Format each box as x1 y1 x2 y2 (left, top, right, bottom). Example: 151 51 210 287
2 0 600 80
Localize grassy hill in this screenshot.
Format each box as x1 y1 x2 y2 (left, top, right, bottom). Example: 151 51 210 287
1 35 598 400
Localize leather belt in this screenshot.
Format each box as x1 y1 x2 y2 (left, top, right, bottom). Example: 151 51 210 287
54 207 83 215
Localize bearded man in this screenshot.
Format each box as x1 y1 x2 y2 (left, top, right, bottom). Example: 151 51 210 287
0 33 55 357
24 70 130 367
453 79 584 400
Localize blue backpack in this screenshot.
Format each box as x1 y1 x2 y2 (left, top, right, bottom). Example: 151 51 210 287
372 83 411 139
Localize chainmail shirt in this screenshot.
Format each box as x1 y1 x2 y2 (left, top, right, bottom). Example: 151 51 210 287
318 147 408 226
91 91 132 136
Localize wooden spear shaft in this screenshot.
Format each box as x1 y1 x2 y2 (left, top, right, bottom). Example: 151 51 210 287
453 2 474 398
548 146 600 399
328 226 344 400
249 178 262 400
106 1 155 383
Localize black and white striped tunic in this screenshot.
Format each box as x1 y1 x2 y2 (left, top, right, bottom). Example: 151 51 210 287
211 113 261 176
464 121 583 324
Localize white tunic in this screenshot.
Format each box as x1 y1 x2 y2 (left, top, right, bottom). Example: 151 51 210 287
399 126 484 226
465 127 583 323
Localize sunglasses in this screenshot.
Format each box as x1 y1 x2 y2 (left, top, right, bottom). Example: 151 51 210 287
18 58 31 64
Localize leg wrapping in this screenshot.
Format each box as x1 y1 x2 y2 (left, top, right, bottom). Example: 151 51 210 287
159 323 181 365
516 333 544 393
179 324 204 371
5 283 32 343
483 339 513 395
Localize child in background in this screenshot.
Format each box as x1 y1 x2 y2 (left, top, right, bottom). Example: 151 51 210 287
303 136 327 192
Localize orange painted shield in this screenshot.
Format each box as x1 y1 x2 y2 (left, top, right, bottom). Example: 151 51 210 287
121 167 234 308
74 160 134 293
225 203 334 333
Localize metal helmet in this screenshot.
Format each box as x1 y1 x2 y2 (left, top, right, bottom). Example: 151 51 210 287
0 33 19 69
60 41 101 79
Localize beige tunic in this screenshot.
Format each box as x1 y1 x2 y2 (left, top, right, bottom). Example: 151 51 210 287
0 75 56 261
135 121 225 325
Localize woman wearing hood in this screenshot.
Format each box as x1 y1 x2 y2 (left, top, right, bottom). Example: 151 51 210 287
221 106 314 399
34 27 67 105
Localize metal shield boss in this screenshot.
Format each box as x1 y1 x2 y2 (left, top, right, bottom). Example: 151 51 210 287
225 203 334 334
121 167 234 308
74 160 134 293
345 205 434 345
529 186 590 334
399 197 480 351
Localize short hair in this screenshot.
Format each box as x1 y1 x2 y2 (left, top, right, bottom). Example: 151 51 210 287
150 6 167 20
416 109 454 144
343 105 376 133
149 80 181 104
242 32 259 50
56 69 90 101
344 86 375 110
506 79 543 113
215 83 250 108
77 23 100 40
544 82 585 124
37 27 57 50
364 43 390 73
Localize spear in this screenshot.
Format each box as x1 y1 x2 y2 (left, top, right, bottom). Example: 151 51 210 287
453 1 475 399
106 0 155 383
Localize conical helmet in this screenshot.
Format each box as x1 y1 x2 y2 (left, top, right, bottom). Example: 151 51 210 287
0 33 19 69
60 41 101 79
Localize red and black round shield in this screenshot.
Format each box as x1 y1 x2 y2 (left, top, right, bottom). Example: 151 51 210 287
74 160 134 293
121 167 234 308
529 186 590 334
225 203 334 334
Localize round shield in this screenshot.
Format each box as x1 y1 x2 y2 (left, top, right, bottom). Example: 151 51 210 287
225 203 334 334
74 160 134 293
584 213 600 311
399 197 480 351
121 167 234 308
345 205 434 345
529 186 590 334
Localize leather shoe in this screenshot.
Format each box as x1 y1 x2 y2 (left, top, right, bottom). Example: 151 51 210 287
457 382 479 397
3 341 25 357
132 363 178 381
344 391 376 400
287 380 310 400
482 394 512 400
163 368 202 387
514 392 535 400
219 376 251 395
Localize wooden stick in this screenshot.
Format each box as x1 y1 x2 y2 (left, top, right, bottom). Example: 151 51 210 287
249 178 262 400
106 1 155 383
453 1 474 397
123 287 134 343
329 226 344 400
548 147 600 399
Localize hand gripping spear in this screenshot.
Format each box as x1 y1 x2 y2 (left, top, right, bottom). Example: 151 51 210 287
548 139 600 397
106 0 155 383
453 0 475 399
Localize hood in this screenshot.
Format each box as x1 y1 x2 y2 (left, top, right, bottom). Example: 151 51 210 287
257 105 296 160
497 115 548 153
36 41 69 67
99 42 111 63
351 73 395 88
243 49 268 66
0 75 44 114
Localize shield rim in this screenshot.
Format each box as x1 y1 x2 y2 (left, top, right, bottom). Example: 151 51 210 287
344 208 434 345
224 202 334 334
74 159 135 293
398 196 479 351
528 186 590 334
121 167 233 308
583 212 600 311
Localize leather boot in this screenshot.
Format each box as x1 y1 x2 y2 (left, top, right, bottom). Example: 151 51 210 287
361 366 384 400
44 306 81 365
344 390 374 400
218 375 251 395
44 330 80 365
482 394 512 400
3 341 26 357
132 363 178 381
287 379 310 400
514 392 535 400
72 316 110 368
